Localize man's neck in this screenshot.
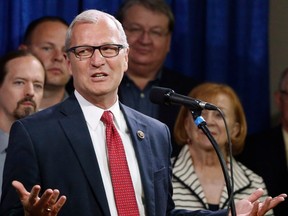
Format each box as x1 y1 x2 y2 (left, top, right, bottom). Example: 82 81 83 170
40 87 66 110
126 66 160 90
0 113 14 133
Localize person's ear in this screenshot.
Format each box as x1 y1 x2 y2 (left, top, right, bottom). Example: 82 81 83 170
64 54 72 76
124 47 129 72
18 44 28 50
274 91 282 111
231 122 240 139
166 34 172 53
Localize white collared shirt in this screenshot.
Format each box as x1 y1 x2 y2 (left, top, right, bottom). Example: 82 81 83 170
75 91 145 215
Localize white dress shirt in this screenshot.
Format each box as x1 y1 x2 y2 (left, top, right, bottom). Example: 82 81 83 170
75 91 145 215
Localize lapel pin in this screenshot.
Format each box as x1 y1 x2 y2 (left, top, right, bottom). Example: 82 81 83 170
137 130 145 139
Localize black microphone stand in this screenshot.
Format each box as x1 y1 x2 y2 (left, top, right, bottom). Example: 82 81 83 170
190 109 236 216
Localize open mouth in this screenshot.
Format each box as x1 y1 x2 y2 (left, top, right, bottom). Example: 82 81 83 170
91 72 107 78
92 73 106 77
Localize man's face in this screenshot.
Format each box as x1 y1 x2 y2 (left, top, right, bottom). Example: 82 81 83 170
121 5 171 72
66 20 129 107
23 21 71 89
0 56 45 120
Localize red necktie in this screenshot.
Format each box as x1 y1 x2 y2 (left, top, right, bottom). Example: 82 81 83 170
101 111 139 215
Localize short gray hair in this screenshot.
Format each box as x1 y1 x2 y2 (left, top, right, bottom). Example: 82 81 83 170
65 9 128 52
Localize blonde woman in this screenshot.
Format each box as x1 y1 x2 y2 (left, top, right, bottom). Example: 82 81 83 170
172 82 273 215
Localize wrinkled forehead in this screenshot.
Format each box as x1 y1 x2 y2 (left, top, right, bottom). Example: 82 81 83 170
6 56 45 79
71 19 124 45
66 10 128 49
71 10 120 32
71 21 120 40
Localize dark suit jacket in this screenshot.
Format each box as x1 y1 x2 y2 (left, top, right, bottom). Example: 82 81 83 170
119 67 199 157
0 94 226 216
236 125 288 216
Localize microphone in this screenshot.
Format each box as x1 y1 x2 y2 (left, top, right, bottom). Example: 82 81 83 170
149 86 218 111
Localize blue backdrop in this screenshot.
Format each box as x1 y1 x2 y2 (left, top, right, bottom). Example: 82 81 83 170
0 0 270 134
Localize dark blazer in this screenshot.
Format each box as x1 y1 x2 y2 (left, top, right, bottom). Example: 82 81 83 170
119 67 199 157
0 94 226 216
236 125 288 216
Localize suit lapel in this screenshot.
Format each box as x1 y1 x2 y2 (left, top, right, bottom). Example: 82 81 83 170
120 104 156 214
57 98 157 215
58 95 111 216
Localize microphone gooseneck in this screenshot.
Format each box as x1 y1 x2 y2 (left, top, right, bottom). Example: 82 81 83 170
149 86 218 111
149 86 236 215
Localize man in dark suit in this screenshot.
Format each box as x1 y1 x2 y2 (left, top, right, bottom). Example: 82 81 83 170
237 68 288 216
0 8 285 216
117 0 199 157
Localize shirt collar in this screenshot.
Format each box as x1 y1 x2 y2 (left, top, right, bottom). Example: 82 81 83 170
0 128 9 153
173 145 252 197
74 90 121 130
123 68 163 83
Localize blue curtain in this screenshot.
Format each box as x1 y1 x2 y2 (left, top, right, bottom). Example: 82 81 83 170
0 0 270 134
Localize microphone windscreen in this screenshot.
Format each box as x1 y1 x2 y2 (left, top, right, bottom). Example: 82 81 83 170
149 87 172 104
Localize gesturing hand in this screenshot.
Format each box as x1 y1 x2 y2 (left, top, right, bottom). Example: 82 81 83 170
12 180 67 216
233 188 287 216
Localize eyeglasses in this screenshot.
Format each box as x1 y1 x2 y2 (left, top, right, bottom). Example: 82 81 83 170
124 26 169 40
66 44 125 60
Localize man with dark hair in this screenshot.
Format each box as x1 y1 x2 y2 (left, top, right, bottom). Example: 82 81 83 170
19 16 72 110
0 50 45 198
116 0 199 157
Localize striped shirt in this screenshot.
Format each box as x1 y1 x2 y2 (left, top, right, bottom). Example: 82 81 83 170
172 145 273 215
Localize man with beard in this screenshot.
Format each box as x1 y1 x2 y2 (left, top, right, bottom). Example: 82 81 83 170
0 50 45 199
19 16 71 110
